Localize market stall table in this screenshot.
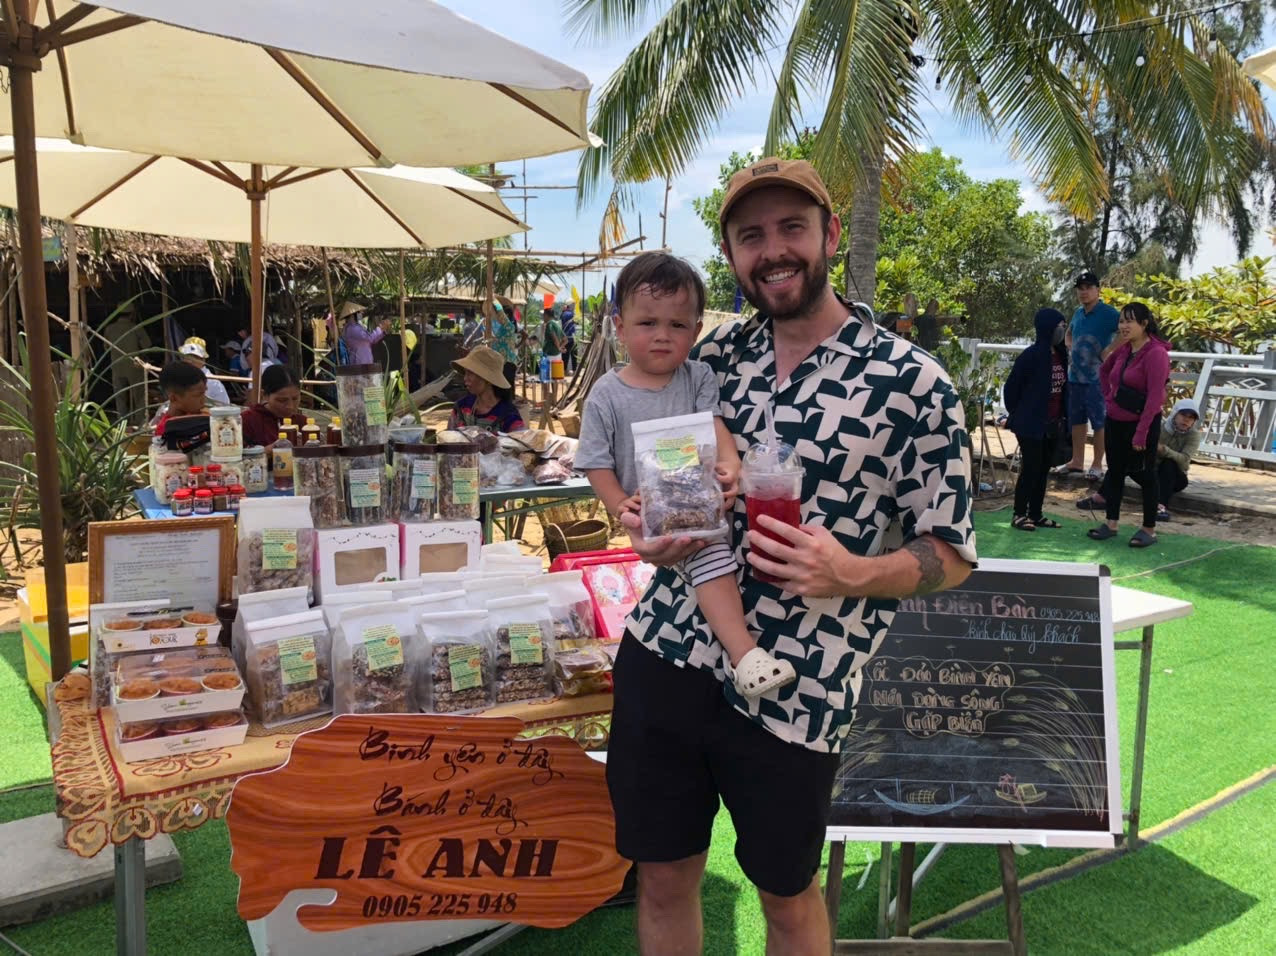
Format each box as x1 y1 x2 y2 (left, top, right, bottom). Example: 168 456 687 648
133 487 291 520
480 476 597 543
49 675 615 955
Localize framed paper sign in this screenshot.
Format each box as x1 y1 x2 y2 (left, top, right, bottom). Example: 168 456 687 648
88 516 236 607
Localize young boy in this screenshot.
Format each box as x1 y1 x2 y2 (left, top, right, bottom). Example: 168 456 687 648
576 252 795 698
152 360 209 437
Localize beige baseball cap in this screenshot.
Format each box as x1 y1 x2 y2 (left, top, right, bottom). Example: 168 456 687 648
719 157 833 231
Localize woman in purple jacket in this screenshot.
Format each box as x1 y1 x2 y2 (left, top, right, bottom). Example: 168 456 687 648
1085 302 1170 547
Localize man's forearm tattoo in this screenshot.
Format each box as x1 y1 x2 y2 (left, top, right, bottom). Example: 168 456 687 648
904 537 946 594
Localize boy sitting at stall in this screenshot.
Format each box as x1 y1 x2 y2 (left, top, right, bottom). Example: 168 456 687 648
152 360 209 437
577 252 795 698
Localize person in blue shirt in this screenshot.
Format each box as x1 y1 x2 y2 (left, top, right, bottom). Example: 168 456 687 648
1055 271 1120 480
561 303 578 373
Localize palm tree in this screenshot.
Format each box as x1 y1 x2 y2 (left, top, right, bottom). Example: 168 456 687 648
569 1 1270 306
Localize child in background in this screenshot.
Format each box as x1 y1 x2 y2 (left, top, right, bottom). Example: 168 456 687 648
152 360 209 437
1002 308 1069 531
576 252 795 697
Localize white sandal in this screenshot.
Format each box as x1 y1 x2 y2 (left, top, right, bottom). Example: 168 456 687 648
727 647 797 698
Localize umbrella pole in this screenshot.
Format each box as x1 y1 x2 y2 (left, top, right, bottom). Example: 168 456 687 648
66 220 82 402
484 162 495 339
249 165 265 403
9 58 72 681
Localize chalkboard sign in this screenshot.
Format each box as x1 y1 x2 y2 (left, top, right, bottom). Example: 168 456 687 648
827 559 1121 849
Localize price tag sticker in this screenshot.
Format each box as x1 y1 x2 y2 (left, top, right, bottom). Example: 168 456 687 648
364 386 388 426
654 436 699 471
451 466 479 505
448 643 484 691
361 624 404 672
508 624 545 665
348 468 382 508
262 529 298 570
411 459 437 500
278 635 318 685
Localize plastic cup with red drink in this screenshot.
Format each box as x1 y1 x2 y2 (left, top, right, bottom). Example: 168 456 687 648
741 441 804 584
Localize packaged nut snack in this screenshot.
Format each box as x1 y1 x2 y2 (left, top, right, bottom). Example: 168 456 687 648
339 444 387 526
483 595 556 705
632 412 728 541
402 589 468 617
530 570 597 646
436 442 480 521
244 609 333 728
336 364 389 447
417 610 494 714
237 498 316 598
552 645 612 697
293 445 346 529
242 446 269 494
390 443 438 522
319 591 392 631
232 586 310 676
462 574 529 611
334 604 417 715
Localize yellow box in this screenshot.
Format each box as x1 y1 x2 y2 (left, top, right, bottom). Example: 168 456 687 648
18 563 91 707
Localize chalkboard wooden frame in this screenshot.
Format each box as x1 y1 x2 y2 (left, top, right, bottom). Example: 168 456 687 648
826 559 1121 849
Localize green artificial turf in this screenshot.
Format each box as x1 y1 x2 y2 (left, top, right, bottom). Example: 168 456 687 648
0 629 54 790
0 514 1271 955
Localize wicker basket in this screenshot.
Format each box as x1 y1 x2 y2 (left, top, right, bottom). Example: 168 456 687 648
544 518 610 564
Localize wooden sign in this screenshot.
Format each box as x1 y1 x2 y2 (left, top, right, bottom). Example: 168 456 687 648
228 714 627 931
828 559 1122 848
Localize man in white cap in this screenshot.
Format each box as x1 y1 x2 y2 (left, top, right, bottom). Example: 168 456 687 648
179 336 231 405
339 301 391 366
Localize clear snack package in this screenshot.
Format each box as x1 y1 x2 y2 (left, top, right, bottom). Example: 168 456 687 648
529 570 597 646
417 610 495 714
462 575 529 611
237 498 316 598
319 591 391 631
552 645 612 697
483 595 556 705
436 442 480 521
244 609 333 728
631 412 728 541
334 604 417 715
232 586 310 676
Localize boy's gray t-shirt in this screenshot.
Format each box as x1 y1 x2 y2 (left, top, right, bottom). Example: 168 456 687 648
577 361 721 494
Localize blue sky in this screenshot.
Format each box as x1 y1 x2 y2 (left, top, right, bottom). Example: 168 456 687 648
440 0 1276 295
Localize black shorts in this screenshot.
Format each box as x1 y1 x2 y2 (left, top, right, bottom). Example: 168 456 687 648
606 635 840 898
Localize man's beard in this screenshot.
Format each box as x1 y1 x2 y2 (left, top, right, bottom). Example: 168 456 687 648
738 251 829 322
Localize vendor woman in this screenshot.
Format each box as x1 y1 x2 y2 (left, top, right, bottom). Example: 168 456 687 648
449 345 524 432
241 364 302 447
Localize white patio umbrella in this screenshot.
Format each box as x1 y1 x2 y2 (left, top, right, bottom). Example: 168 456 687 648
0 137 528 247
0 0 596 682
1241 45 1276 91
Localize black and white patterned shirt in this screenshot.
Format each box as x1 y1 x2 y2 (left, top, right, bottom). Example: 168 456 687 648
627 304 977 752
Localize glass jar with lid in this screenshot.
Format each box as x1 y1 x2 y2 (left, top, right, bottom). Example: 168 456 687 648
170 488 194 517
193 488 214 515
242 446 269 494
209 406 243 458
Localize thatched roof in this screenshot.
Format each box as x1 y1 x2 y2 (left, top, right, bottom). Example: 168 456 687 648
0 222 374 282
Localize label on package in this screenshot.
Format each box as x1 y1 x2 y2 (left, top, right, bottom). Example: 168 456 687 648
278 635 318 686
450 466 479 505
262 529 298 570
361 624 404 672
654 436 699 471
348 468 382 508
448 643 484 691
411 459 437 500
508 623 545 665
363 386 388 426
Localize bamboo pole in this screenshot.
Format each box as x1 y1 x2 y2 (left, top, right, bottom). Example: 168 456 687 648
249 164 265 402
65 219 82 401
484 161 496 339
398 249 408 382
9 46 72 681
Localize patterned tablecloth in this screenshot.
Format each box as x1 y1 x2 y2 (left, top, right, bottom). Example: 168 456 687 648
50 674 614 859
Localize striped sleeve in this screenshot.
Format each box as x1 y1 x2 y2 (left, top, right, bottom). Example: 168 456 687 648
682 541 737 588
